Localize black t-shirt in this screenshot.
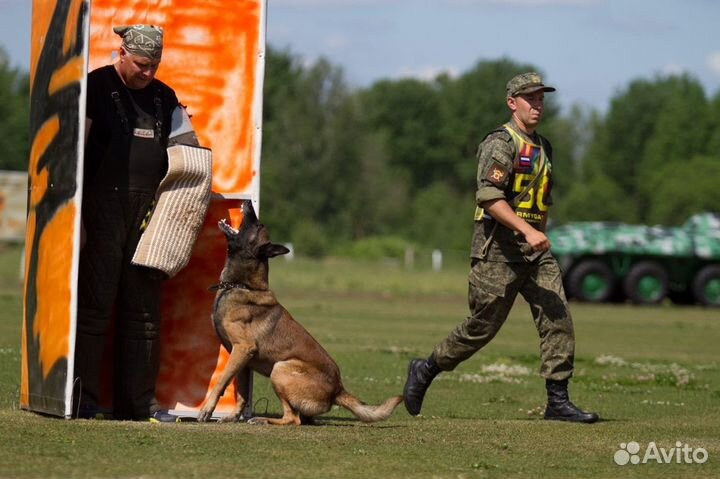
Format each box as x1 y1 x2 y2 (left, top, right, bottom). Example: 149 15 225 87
85 65 179 190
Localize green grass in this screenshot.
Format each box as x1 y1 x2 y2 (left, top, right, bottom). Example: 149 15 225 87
1 245 719 478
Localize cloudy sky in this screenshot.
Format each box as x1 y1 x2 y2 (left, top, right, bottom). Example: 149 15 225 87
2 0 719 112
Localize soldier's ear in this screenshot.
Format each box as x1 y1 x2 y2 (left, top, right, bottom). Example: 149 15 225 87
259 243 290 258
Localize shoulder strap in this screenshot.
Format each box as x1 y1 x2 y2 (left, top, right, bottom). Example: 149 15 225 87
511 156 545 208
109 92 130 134
154 86 164 144
104 68 131 134
537 133 552 156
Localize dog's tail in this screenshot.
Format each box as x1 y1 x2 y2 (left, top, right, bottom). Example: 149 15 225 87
334 390 403 423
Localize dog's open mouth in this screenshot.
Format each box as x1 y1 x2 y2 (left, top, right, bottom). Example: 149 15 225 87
218 219 238 235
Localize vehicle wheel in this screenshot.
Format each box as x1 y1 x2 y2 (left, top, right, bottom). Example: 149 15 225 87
692 265 720 307
567 260 615 302
623 261 668 305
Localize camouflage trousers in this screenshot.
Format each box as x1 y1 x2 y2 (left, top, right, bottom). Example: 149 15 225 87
432 253 575 381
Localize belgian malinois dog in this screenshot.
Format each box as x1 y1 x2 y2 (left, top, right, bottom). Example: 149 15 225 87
197 200 403 425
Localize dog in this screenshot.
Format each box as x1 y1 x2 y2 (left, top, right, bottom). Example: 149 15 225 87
197 200 403 425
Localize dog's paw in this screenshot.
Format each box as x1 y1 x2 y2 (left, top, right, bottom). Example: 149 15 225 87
219 413 241 423
197 408 213 422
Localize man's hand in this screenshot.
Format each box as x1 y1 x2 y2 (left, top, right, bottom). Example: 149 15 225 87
524 228 550 252
483 199 551 252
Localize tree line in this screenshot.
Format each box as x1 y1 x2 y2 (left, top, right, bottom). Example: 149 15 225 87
3 46 719 257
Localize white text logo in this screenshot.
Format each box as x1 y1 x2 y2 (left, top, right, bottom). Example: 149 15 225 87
614 441 708 466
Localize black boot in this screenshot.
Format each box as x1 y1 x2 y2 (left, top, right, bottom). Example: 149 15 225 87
544 379 599 423
403 357 442 416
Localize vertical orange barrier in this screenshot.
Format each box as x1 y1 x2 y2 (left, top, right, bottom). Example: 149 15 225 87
23 0 89 418
87 0 266 417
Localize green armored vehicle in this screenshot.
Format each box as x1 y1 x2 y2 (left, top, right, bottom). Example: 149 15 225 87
548 213 720 306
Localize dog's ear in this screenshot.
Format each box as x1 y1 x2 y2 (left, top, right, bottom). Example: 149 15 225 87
259 243 290 258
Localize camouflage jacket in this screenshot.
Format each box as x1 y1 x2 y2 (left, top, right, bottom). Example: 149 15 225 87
470 119 554 262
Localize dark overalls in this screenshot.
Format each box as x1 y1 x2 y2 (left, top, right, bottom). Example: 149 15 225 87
75 75 169 420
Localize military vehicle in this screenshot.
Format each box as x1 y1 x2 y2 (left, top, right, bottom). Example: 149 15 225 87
548 213 720 306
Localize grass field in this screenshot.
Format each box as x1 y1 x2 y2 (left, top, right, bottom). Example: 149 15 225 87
0 244 718 478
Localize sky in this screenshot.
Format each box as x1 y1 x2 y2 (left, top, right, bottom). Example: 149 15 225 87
1 0 719 113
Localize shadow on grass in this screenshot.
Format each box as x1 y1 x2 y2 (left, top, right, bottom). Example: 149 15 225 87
518 416 625 424
178 413 407 428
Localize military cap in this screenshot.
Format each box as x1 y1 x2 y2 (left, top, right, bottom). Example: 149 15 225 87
113 24 164 61
506 72 556 97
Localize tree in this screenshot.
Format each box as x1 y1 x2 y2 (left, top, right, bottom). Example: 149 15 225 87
556 172 636 223
638 76 710 220
705 90 720 156
260 47 406 252
359 78 445 193
576 74 714 225
258 47 720 252
261 48 353 242
542 103 600 216
644 155 720 225
0 48 30 171
337 128 409 239
641 76 709 166
584 75 708 197
408 181 473 253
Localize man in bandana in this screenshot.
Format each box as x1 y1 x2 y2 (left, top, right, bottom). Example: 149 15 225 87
75 25 198 423
402 73 599 424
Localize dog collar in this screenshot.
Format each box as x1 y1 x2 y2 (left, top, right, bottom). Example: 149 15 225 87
208 281 250 292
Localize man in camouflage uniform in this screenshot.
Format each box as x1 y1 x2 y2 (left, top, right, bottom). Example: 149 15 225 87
403 73 598 423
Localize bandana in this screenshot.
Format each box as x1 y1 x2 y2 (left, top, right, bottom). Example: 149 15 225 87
113 25 164 61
